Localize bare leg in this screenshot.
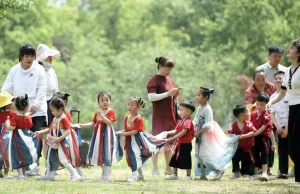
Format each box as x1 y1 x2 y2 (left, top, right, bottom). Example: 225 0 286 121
164 150 172 173
152 153 160 175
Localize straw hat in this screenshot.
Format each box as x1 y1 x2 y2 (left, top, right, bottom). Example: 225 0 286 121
0 91 13 108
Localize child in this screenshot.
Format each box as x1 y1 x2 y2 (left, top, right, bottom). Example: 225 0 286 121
270 71 289 179
228 105 257 181
117 96 166 182
164 101 195 181
37 97 81 182
5 94 41 180
251 93 275 181
0 91 16 179
193 87 239 180
79 91 120 182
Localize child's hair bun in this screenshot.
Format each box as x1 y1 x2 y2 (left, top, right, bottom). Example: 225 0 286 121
209 88 214 94
155 57 161 63
64 93 70 97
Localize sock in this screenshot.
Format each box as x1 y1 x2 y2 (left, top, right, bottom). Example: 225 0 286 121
103 166 110 180
76 167 84 177
65 163 77 176
17 168 24 177
132 171 137 178
138 168 144 177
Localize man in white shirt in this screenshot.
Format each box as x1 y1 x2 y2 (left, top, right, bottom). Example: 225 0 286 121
256 45 287 83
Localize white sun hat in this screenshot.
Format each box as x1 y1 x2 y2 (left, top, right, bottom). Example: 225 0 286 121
36 44 60 61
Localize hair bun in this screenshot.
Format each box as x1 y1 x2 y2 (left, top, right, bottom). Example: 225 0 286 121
155 57 160 63
209 88 214 94
24 94 28 100
64 93 70 97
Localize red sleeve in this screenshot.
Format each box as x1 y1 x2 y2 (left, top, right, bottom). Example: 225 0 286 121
10 116 17 127
61 117 71 130
92 113 97 123
106 110 116 122
25 116 33 129
9 111 17 118
134 117 144 132
182 119 192 131
147 77 157 93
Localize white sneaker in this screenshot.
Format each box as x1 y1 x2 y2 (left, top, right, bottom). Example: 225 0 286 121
3 174 13 179
213 170 225 181
69 174 81 182
96 177 109 182
249 176 255 181
152 168 161 176
288 180 300 185
182 176 192 181
165 174 178 180
37 175 55 181
127 176 137 182
26 167 40 176
80 175 86 181
259 172 269 181
230 172 241 179
14 175 26 180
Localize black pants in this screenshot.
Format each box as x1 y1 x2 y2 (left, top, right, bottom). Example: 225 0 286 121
288 104 300 182
278 128 289 175
254 135 269 167
31 116 46 158
232 147 255 176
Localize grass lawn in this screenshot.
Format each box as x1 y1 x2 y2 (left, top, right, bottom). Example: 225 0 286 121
0 154 299 194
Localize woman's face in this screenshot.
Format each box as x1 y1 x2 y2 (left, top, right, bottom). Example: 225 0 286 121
45 56 53 64
21 54 35 70
254 73 266 89
287 45 300 61
159 66 173 76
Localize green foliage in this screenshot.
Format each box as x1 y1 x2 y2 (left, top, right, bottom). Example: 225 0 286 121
0 0 299 136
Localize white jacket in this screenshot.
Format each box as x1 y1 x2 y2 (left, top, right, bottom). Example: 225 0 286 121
1 61 47 117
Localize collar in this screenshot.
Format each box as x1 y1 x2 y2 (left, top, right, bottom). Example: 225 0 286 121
267 62 279 70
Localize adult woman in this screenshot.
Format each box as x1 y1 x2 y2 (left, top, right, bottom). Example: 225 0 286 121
267 39 300 184
146 56 180 176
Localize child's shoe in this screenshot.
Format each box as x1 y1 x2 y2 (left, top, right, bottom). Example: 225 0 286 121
165 174 178 180
152 168 161 176
276 174 288 179
96 176 109 182
200 176 208 180
80 175 86 181
127 176 137 182
213 170 225 181
259 172 269 181
181 176 192 181
138 175 145 181
69 174 81 182
14 175 26 180
37 175 55 181
288 180 300 185
3 174 13 179
230 172 241 179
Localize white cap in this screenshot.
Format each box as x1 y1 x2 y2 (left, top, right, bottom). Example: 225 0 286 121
36 44 60 61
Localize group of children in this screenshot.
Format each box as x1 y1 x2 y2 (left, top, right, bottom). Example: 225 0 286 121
0 80 286 183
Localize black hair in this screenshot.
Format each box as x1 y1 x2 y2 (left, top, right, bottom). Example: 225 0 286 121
180 101 195 113
290 39 300 63
252 69 265 80
256 93 269 103
155 56 175 70
274 70 285 78
14 94 29 111
50 97 65 110
199 87 214 100
129 96 145 108
97 91 111 103
53 92 70 104
268 45 283 54
233 105 247 118
19 44 36 62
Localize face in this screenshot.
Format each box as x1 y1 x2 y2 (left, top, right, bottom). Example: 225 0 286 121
268 52 282 67
179 106 191 119
274 73 284 89
159 66 173 76
45 56 53 64
98 94 111 110
255 101 267 114
196 90 207 105
240 109 250 121
50 105 64 117
287 45 300 61
127 100 139 115
254 73 266 89
21 55 35 70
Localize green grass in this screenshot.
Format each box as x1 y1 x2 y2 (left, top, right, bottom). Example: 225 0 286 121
0 155 299 194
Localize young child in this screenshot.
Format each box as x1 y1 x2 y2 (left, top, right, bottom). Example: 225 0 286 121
193 87 239 180
117 96 166 182
251 93 275 181
164 101 195 181
79 91 120 182
270 71 289 179
5 94 41 180
37 97 81 182
228 105 257 181
0 91 17 179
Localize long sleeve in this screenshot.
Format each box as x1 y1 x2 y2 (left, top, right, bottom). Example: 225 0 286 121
203 105 214 131
1 65 16 94
192 107 201 131
32 66 47 109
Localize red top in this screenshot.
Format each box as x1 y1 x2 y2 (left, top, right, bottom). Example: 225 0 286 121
0 110 17 124
147 74 177 135
65 109 72 123
92 109 116 132
124 115 144 132
50 116 71 130
228 120 257 150
245 82 276 105
250 111 273 138
10 115 33 129
175 118 194 143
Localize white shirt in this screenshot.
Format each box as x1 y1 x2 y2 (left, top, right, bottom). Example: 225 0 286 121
44 67 59 101
1 61 47 117
255 62 288 83
282 65 300 105
270 91 289 127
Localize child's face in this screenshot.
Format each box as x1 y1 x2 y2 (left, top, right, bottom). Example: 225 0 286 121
50 106 64 118
179 106 191 119
255 101 267 114
98 95 111 110
127 100 139 115
21 54 35 69
274 74 284 89
239 109 250 121
196 90 207 105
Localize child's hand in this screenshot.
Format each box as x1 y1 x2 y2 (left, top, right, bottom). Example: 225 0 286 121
277 127 283 136
281 129 288 138
167 138 174 144
4 119 10 128
54 138 62 144
271 144 276 151
116 131 122 136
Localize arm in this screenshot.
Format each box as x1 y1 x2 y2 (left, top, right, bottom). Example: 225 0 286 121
38 128 50 135
55 129 71 143
270 130 276 151
239 132 255 140
270 112 283 135
79 122 95 128
97 111 113 126
117 130 138 136
267 89 287 109
4 120 16 131
168 128 188 142
31 66 47 114
254 125 267 136
1 66 15 93
194 127 209 137
281 121 289 138
148 88 180 102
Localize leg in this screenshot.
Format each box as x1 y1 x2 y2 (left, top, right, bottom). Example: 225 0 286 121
278 135 289 177
232 149 242 173
164 150 173 174
152 153 160 175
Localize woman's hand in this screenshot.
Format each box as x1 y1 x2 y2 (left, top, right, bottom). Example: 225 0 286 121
167 88 180 96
